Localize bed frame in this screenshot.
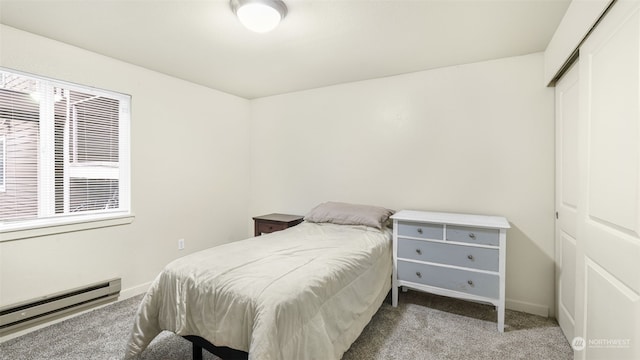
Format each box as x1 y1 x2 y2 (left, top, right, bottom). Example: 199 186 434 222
183 336 248 360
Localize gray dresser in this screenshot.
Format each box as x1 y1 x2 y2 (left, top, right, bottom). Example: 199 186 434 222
391 210 510 332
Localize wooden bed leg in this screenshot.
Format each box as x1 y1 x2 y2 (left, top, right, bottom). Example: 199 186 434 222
193 342 203 360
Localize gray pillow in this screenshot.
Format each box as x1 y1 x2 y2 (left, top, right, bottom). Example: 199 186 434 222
304 201 394 229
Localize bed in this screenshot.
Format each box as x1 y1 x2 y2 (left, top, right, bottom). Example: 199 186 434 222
124 202 393 360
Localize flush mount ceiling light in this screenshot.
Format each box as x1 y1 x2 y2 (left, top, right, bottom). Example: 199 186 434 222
231 0 287 33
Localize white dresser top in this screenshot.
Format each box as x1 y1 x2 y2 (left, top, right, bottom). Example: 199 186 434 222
391 210 510 229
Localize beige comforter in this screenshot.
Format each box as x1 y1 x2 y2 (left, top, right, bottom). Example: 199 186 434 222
124 222 392 360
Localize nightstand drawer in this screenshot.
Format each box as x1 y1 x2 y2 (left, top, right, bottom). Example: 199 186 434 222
397 221 443 240
253 213 304 236
397 239 498 271
446 225 500 246
257 222 288 234
397 260 499 298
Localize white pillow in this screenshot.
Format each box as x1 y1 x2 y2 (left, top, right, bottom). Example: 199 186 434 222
304 201 394 229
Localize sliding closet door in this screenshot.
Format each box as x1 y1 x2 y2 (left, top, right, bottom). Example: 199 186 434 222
555 62 578 343
575 0 640 359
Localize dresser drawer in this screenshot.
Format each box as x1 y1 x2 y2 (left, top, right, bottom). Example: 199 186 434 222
446 225 500 246
397 260 499 299
397 221 443 240
397 239 498 272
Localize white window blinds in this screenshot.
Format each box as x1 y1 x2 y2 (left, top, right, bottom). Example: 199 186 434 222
0 135 5 192
0 68 130 229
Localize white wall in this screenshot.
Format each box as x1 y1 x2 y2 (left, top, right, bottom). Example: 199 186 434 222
0 24 556 318
0 25 251 306
249 53 556 316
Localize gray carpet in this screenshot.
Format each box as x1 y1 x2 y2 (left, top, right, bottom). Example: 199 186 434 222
0 290 572 360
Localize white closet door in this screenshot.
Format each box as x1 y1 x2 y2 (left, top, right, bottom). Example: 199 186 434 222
575 0 640 359
555 62 578 343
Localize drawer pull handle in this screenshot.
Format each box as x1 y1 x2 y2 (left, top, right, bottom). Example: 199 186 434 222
468 233 476 239
467 254 474 261
467 280 474 287
416 249 422 255
416 272 422 278
417 228 423 234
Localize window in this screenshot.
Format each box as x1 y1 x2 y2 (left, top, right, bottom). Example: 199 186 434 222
0 68 130 232
0 135 5 192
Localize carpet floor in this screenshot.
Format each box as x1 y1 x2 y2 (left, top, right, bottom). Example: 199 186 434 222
0 290 573 360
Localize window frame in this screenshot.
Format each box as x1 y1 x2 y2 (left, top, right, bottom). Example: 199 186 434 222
0 67 133 240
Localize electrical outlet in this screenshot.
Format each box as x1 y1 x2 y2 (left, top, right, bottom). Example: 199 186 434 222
178 238 185 250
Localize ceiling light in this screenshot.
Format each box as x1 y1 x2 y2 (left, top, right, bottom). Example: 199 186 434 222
231 0 287 33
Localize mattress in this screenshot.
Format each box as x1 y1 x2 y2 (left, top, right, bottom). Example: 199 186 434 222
124 221 392 360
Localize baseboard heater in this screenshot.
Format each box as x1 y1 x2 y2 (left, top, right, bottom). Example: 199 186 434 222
0 278 121 336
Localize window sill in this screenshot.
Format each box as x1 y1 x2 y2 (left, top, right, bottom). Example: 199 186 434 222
0 214 135 242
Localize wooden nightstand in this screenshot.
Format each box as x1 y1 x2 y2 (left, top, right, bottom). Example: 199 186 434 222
252 213 304 236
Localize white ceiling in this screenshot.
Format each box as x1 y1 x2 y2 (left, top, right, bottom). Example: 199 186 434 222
0 0 570 99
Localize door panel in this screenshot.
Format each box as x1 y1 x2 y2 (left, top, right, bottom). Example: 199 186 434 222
587 7 640 235
576 1 640 358
560 68 580 217
585 259 638 360
560 233 576 322
555 62 579 342
585 223 640 295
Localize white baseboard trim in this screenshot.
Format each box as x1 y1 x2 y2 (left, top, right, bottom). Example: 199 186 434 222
119 281 151 300
506 298 549 317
